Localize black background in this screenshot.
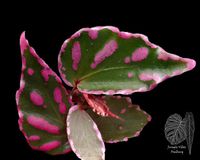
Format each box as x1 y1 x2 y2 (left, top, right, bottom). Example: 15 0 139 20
5 2 200 160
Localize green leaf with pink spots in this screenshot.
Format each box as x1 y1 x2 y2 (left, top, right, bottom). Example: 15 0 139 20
58 26 196 95
86 96 151 143
16 32 72 155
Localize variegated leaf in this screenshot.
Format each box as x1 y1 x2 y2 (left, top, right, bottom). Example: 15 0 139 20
58 26 195 95
16 32 72 155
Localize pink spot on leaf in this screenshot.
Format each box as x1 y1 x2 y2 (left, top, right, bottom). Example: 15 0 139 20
124 56 131 64
91 40 118 69
27 115 60 134
127 72 133 78
53 87 67 114
39 140 61 151
72 42 81 71
54 87 62 103
29 135 40 141
120 108 126 114
41 68 54 82
139 72 163 83
88 29 98 40
30 91 44 106
59 102 66 114
139 73 153 81
132 47 149 62
27 68 34 76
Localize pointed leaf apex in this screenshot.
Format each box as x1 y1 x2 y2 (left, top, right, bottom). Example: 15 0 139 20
20 31 29 54
186 58 196 71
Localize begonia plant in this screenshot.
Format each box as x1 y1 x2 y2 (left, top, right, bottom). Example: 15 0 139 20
16 26 196 160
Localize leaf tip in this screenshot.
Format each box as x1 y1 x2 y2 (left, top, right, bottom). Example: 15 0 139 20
20 31 29 54
185 58 196 71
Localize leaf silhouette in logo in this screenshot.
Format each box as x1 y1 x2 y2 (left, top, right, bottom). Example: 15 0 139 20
164 113 186 145
185 112 195 155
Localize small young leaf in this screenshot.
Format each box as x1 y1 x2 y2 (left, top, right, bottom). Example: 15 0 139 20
86 96 151 143
16 32 72 155
67 105 105 160
58 26 196 95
